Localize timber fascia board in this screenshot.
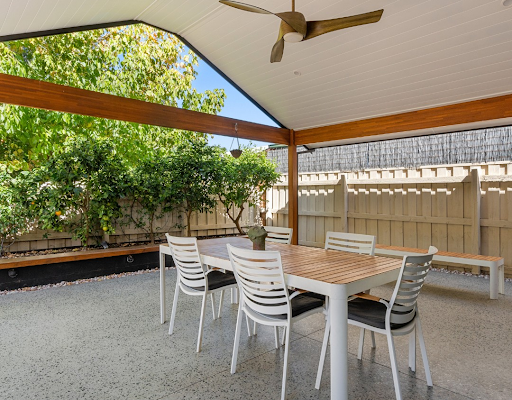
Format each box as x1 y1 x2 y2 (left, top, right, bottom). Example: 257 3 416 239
295 94 512 146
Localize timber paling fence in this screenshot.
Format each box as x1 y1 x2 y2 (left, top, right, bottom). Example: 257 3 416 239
9 199 257 253
266 162 512 278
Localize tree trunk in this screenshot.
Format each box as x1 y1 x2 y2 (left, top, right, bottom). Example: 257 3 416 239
186 209 192 237
229 205 245 235
221 199 246 235
233 214 244 235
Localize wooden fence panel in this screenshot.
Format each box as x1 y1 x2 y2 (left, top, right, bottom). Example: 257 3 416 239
269 162 512 277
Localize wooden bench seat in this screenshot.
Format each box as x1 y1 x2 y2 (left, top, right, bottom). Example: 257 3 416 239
374 244 505 299
0 245 160 270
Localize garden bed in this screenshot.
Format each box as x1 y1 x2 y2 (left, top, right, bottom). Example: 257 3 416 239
0 243 165 291
0 234 241 291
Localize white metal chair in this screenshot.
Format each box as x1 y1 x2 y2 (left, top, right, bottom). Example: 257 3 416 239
324 231 376 254
250 226 293 336
166 234 238 353
227 244 325 400
316 246 438 400
317 231 378 360
265 226 293 245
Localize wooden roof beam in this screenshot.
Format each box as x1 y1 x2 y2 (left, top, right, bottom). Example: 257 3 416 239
0 73 290 145
295 94 512 146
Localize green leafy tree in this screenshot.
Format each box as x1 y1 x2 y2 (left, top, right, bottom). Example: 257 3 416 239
30 137 127 246
0 167 31 254
171 140 223 237
0 24 226 170
127 155 183 244
214 147 280 234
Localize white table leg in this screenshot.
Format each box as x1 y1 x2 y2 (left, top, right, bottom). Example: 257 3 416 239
330 288 349 400
160 250 166 324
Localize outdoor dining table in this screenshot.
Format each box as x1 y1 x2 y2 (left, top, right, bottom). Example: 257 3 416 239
159 236 403 400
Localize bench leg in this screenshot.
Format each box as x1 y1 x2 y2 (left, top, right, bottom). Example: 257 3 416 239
499 264 505 295
490 265 499 300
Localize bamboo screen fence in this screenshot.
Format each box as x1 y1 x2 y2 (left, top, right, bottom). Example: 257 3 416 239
268 127 512 173
266 162 512 278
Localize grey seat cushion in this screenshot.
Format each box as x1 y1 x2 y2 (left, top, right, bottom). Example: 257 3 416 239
260 293 324 320
207 271 237 291
290 294 325 317
184 271 237 292
303 292 326 302
348 298 413 330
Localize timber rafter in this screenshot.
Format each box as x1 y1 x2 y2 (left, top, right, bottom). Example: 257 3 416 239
0 73 290 145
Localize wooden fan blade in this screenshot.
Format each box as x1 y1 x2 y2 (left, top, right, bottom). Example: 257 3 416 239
275 11 307 37
271 37 285 63
304 9 384 41
218 0 273 14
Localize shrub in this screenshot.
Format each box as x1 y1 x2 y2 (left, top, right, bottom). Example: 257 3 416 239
127 155 183 243
170 140 224 236
0 167 31 255
30 137 127 246
213 147 280 234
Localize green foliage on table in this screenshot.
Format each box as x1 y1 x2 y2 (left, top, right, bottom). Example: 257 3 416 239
213 147 280 234
0 24 225 171
28 137 128 246
0 166 31 254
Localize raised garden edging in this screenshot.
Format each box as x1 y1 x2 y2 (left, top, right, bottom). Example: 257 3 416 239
0 245 172 291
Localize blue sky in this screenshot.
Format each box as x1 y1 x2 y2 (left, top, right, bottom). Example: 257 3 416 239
191 58 278 149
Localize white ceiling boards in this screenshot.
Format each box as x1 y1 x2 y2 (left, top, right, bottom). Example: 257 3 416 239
1 0 512 141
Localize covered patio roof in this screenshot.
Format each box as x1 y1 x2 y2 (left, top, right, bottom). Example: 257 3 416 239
1 0 512 147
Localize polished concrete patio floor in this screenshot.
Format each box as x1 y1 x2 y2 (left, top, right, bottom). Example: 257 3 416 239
1 268 511 400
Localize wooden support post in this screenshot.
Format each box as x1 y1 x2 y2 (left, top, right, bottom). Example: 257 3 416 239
471 168 481 274
288 130 299 245
339 174 348 232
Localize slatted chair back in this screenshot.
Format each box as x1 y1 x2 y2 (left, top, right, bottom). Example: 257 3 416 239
387 246 437 328
265 226 293 245
324 231 376 256
227 244 291 318
166 234 205 290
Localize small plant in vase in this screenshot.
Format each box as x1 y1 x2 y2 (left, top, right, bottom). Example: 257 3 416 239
247 225 267 250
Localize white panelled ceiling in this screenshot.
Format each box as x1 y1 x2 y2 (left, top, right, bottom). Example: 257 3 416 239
1 0 512 142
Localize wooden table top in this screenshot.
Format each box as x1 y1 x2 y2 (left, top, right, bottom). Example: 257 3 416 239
197 237 403 285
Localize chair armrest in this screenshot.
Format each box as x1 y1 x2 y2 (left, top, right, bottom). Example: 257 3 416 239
289 289 309 300
204 267 223 276
353 292 389 306
353 292 381 302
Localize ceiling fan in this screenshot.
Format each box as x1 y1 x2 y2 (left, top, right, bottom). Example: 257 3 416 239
219 0 384 63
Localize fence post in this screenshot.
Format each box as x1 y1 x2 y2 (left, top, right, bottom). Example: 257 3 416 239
470 168 481 274
339 174 348 233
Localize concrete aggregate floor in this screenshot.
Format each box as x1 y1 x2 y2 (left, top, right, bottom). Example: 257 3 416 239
1 268 510 400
